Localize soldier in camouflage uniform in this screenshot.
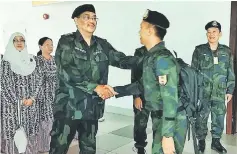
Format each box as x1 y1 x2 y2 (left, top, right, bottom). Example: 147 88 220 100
131 46 150 154
49 4 140 154
191 21 235 153
138 9 188 154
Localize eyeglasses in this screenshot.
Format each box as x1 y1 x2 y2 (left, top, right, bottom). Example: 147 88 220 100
80 15 98 22
13 39 25 43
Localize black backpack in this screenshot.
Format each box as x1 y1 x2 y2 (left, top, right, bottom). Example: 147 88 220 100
173 51 204 154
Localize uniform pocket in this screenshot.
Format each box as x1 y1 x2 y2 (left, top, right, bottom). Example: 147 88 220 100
72 50 89 71
219 54 229 69
94 52 108 62
201 53 212 69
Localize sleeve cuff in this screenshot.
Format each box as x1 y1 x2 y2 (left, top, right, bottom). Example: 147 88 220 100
87 83 99 94
161 118 175 137
226 89 234 95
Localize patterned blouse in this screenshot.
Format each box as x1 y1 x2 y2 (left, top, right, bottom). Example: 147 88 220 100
37 55 57 122
1 56 43 139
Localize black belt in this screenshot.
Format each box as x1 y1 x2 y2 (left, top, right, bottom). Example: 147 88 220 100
152 106 185 117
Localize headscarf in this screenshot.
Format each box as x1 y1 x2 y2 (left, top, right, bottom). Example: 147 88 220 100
3 32 36 76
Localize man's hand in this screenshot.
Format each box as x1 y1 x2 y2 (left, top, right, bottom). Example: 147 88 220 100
94 85 118 100
162 136 175 154
134 97 143 111
225 94 233 103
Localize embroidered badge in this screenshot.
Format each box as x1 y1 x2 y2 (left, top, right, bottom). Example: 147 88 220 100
212 21 218 26
143 9 149 19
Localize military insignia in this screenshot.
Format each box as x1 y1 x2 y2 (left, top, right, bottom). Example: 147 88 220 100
212 21 218 26
143 9 149 19
158 75 168 86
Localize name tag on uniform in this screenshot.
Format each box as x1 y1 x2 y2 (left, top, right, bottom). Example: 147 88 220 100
158 75 168 86
75 47 86 53
214 57 218 64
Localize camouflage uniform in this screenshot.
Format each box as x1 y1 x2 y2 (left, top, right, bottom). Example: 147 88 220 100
49 30 139 154
191 43 235 140
142 42 187 154
131 46 150 149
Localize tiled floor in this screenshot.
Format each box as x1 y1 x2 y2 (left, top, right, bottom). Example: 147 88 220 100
64 112 237 154
2 112 235 154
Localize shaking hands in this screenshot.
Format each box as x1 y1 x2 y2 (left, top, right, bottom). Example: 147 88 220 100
94 85 118 100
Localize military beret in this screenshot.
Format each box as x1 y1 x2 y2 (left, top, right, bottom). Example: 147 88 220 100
205 20 221 31
143 9 170 29
71 4 96 19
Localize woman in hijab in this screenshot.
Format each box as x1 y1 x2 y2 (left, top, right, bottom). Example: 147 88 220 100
36 37 57 152
1 32 43 154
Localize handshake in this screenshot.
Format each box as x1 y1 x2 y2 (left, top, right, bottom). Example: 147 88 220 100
94 85 119 100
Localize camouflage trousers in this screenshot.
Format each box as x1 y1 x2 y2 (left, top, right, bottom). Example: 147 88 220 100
49 118 98 154
133 105 150 148
151 110 188 154
195 100 226 140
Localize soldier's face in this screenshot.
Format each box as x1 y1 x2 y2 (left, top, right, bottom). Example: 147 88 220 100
75 11 97 34
139 21 150 45
206 27 222 43
13 36 25 51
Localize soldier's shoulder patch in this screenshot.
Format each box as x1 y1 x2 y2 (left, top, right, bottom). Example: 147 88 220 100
158 75 168 86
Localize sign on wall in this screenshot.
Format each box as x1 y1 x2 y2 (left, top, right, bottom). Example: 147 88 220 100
32 1 62 6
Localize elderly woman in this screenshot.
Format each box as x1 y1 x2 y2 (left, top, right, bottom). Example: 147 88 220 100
36 37 57 152
1 32 43 154
36 37 79 152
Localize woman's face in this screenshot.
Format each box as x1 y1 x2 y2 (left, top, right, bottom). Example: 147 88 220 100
13 36 25 51
40 39 53 54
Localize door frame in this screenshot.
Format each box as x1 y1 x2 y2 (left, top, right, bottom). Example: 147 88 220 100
227 1 237 134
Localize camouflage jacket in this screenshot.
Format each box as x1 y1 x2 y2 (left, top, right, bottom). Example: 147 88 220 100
54 30 138 120
191 43 235 101
131 46 147 100
142 42 180 137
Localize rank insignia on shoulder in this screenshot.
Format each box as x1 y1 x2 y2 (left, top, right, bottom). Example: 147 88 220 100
158 75 168 86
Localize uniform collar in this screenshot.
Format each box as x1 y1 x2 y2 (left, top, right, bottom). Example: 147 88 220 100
148 41 166 53
76 30 97 45
205 42 224 50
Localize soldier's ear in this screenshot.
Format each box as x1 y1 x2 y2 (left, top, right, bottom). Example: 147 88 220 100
74 18 78 26
219 32 222 37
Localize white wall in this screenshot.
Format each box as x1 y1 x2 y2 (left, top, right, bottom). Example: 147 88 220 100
0 1 231 114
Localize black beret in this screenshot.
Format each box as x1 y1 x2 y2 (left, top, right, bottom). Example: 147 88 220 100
71 4 96 19
205 20 221 31
143 9 169 29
